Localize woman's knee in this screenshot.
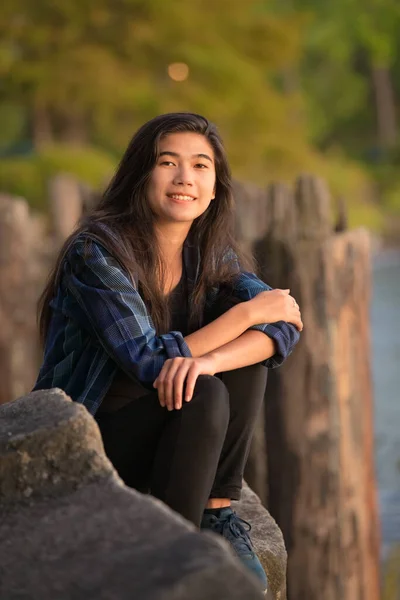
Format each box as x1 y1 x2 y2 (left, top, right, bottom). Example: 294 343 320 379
193 374 229 403
219 364 267 398
226 363 268 383
184 375 230 433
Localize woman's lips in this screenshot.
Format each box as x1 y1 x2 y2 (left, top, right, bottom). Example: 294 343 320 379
167 194 197 203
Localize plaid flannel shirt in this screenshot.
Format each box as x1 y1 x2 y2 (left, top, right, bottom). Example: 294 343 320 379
33 234 300 415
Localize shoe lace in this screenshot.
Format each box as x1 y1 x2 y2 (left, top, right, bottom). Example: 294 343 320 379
212 512 253 554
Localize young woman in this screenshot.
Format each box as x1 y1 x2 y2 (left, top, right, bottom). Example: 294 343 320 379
34 113 302 593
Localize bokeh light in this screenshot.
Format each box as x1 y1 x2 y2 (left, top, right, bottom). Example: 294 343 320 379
167 62 189 82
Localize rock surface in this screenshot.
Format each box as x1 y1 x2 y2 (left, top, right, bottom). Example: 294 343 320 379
0 389 286 599
234 485 287 600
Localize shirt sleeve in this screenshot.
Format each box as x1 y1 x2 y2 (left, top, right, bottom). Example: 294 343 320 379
62 237 192 383
232 271 300 367
206 268 300 369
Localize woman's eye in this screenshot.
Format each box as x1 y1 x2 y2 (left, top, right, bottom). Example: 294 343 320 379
194 163 207 169
160 161 175 166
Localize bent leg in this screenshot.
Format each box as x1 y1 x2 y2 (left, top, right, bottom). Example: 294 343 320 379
210 364 268 500
95 391 167 493
151 375 230 526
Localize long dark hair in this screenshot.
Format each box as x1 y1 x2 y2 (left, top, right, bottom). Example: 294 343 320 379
38 112 254 343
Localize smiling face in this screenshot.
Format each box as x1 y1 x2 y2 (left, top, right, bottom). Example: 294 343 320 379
146 132 216 226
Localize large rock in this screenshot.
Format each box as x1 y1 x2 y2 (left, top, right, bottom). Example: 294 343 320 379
234 486 287 600
0 389 286 599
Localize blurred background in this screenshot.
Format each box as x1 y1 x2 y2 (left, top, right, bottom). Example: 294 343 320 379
0 0 399 597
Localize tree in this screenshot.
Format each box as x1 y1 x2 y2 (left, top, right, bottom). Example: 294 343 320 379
0 0 312 180
289 0 400 155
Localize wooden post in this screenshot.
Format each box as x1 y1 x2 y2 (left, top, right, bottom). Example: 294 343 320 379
255 175 381 600
0 196 48 404
233 181 271 505
244 399 269 506
233 180 269 256
48 174 82 243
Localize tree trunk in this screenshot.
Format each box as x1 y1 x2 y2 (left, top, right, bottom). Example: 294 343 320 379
371 65 398 150
30 101 53 149
57 111 88 145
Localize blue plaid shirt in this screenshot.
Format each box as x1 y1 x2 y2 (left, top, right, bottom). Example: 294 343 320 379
33 234 300 415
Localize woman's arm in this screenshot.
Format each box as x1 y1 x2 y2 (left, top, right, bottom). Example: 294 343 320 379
206 329 276 373
213 271 302 367
183 302 253 357
153 331 275 411
184 279 302 361
154 291 302 410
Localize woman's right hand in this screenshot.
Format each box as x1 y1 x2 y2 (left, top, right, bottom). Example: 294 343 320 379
246 289 303 331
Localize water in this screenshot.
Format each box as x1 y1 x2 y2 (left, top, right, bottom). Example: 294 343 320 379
371 249 400 559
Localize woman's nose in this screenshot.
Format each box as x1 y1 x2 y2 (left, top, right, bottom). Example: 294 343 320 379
173 166 194 186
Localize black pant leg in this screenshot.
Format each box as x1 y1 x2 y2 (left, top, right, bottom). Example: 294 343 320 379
95 391 167 493
95 366 266 525
210 364 268 500
151 375 230 527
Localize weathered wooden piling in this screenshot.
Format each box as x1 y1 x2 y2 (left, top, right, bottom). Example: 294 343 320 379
48 174 83 243
0 196 45 404
250 175 381 600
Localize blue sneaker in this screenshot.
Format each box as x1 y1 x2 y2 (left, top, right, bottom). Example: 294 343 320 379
201 507 268 593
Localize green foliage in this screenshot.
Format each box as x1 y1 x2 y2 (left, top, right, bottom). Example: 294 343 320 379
368 145 400 214
382 184 400 214
0 157 46 209
0 0 309 161
37 145 115 189
346 201 385 231
317 154 384 231
289 0 400 153
382 544 400 600
0 0 399 235
0 103 27 151
0 145 115 211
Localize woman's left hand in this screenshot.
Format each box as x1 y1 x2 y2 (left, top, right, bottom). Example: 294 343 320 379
153 356 217 411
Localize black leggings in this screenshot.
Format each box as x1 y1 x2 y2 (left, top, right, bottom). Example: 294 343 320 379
95 364 268 527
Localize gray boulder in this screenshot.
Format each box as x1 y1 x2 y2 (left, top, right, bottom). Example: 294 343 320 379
0 389 285 599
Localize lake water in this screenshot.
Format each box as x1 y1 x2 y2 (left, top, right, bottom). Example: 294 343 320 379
371 249 400 559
